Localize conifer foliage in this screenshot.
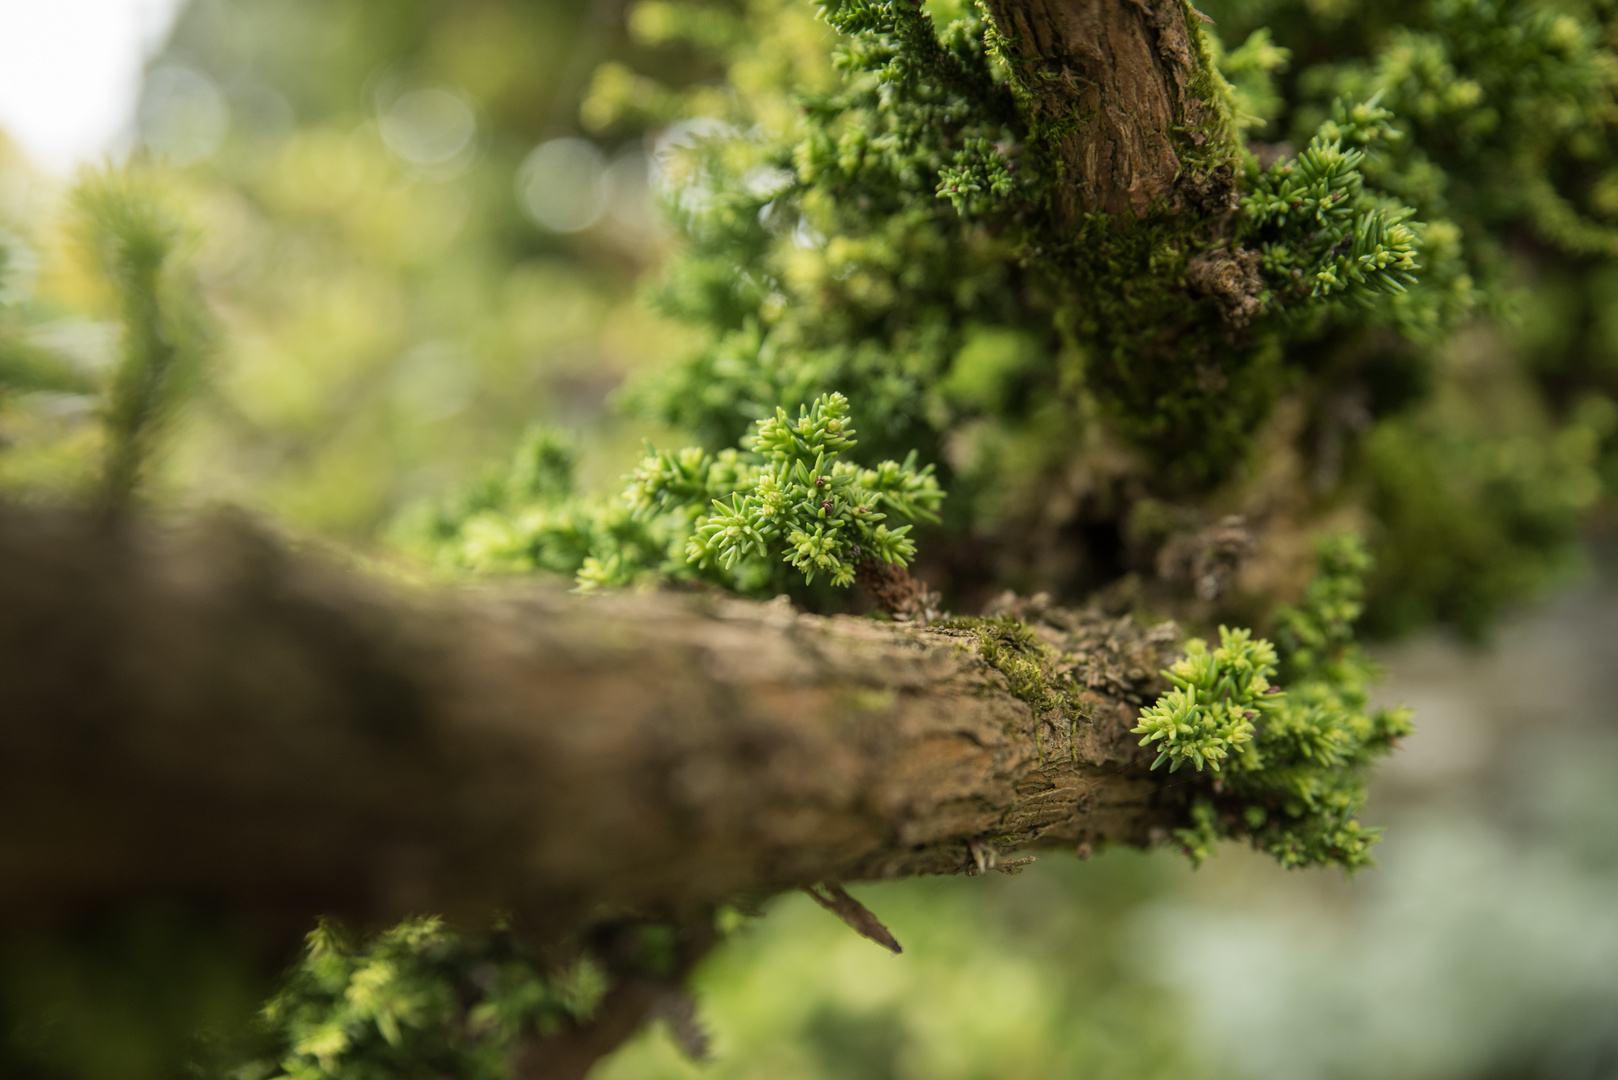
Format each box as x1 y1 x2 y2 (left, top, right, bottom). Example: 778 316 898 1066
410 391 941 593
1138 537 1414 869
240 920 607 1080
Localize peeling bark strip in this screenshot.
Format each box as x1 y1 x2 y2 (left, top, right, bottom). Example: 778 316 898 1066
0 505 1185 944
985 0 1230 219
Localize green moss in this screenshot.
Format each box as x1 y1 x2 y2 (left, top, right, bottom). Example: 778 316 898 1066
1176 0 1246 171
935 614 1082 761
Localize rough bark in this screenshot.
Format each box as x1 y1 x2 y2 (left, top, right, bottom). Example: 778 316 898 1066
983 0 1232 219
0 503 1187 947
853 556 941 622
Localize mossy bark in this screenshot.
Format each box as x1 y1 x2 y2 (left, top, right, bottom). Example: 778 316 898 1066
969 0 1275 496
983 0 1237 220
0 503 1192 947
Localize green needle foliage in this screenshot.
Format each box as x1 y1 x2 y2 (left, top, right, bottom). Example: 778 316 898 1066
652 391 943 586
625 0 1034 472
233 920 606 1080
1243 96 1422 306
1139 537 1414 870
1132 628 1278 775
407 391 942 595
73 169 211 510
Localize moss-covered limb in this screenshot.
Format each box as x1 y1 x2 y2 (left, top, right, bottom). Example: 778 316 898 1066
0 501 1214 941
935 598 1183 770
0 501 1216 1080
1046 91 1444 485
928 586 1408 873
960 0 1293 483
0 504 1401 1072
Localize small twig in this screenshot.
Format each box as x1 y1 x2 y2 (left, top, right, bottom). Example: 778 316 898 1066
649 985 710 1063
803 882 903 954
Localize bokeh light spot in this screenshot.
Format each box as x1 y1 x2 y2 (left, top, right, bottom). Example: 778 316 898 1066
518 138 608 234
379 87 477 170
137 64 228 167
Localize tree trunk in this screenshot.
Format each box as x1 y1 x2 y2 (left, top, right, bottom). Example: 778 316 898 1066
0 503 1185 946
982 0 1233 219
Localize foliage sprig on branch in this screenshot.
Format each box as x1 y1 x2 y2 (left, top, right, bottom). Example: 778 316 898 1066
410 392 942 597
1243 96 1422 308
1135 537 1414 869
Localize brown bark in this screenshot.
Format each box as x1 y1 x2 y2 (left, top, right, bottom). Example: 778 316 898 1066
854 556 940 622
0 503 1187 947
984 0 1230 219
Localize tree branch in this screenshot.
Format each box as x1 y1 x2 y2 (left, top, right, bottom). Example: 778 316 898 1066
0 504 1187 946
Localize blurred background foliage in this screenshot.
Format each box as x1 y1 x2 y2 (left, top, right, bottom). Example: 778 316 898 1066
2 0 706 533
2 0 1618 1077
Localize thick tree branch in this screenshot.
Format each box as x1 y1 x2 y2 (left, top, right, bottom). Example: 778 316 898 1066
0 504 1187 946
